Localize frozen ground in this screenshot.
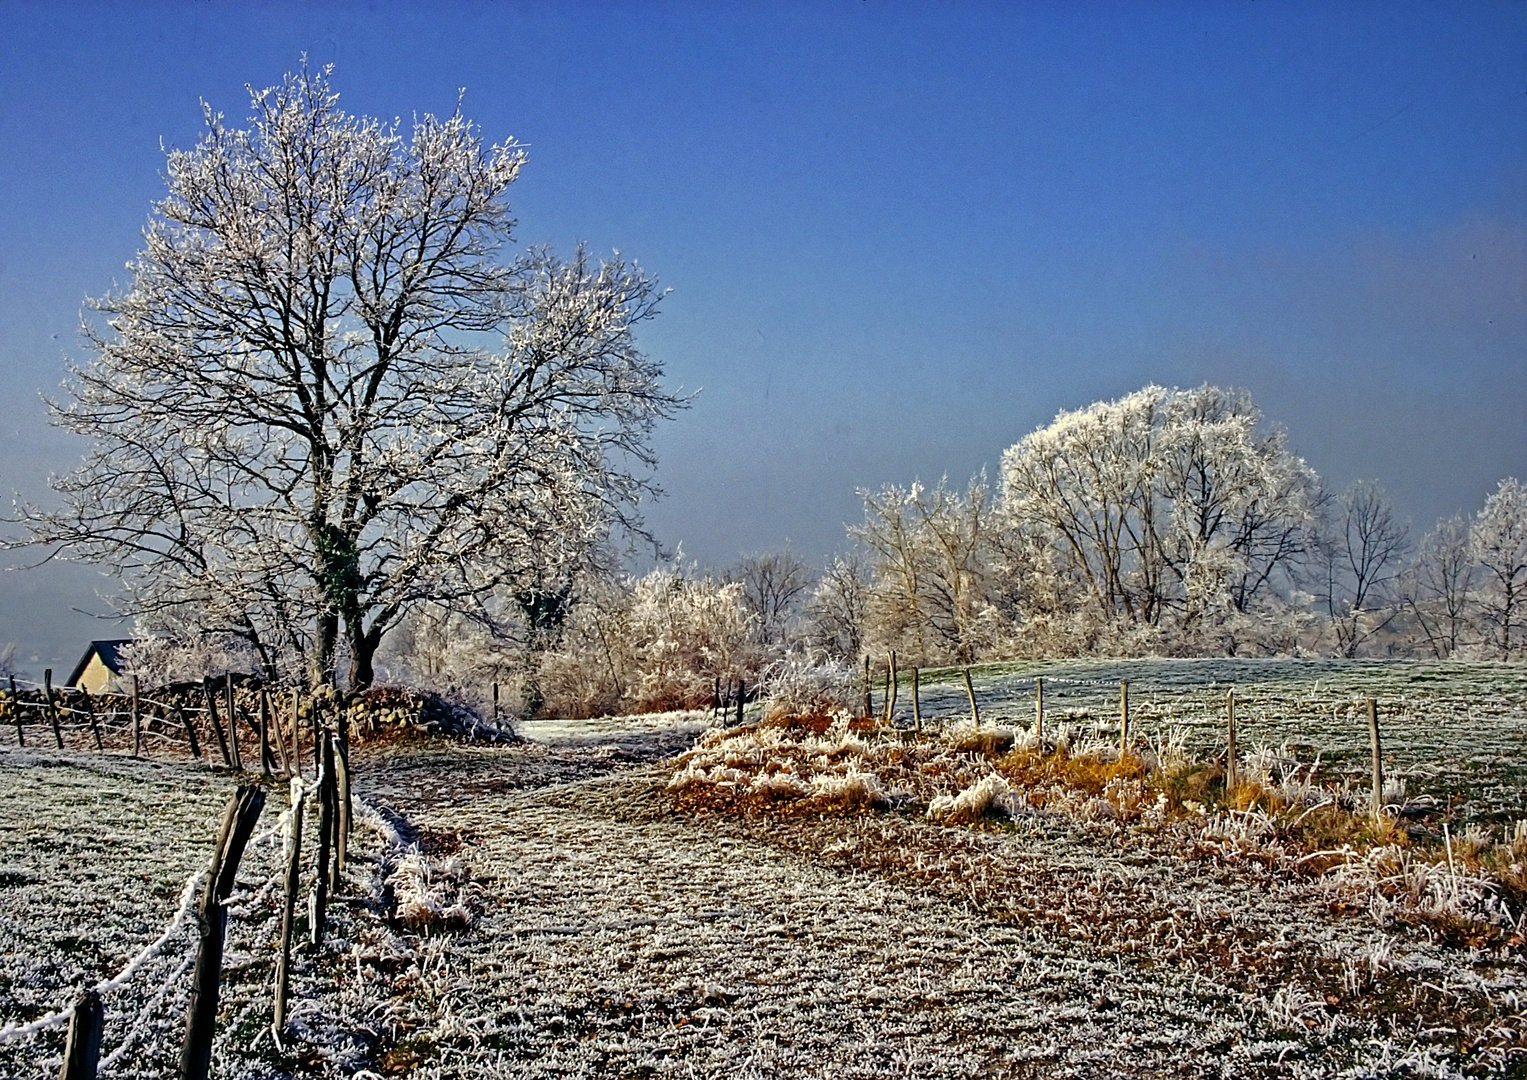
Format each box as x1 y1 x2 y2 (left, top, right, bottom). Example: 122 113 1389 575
2 700 1524 1077
359 714 1526 1078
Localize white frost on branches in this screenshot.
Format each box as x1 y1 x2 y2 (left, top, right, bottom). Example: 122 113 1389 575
12 63 685 689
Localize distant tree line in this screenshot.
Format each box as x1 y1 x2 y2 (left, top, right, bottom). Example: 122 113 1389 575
343 383 1522 718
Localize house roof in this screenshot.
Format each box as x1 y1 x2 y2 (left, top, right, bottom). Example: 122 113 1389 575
65 639 135 688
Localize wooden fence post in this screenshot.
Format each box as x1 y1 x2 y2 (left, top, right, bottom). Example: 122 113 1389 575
884 652 898 725
291 691 303 777
962 666 980 729
81 690 102 752
9 674 22 747
58 988 103 1080
1368 697 1383 816
310 702 323 780
711 676 721 719
179 705 202 760
202 682 232 768
262 689 288 776
225 674 242 772
44 669 62 749
735 681 745 727
911 667 921 734
311 734 334 946
492 682 500 726
257 689 272 777
180 784 266 1080
131 676 141 758
1119 679 1130 758
1226 689 1238 793
272 779 304 1033
1034 676 1044 751
334 730 351 876
862 656 872 721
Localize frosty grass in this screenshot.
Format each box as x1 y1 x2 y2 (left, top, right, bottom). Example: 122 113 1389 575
0 660 1523 1077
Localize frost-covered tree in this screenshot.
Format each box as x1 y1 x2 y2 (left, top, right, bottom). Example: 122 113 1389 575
728 548 814 648
1402 514 1478 659
1471 478 1527 659
999 385 1319 651
116 619 259 690
804 552 871 661
10 65 683 689
1313 480 1409 658
853 473 994 664
533 565 764 716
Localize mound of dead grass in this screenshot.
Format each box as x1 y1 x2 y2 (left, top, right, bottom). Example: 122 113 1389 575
664 711 1527 946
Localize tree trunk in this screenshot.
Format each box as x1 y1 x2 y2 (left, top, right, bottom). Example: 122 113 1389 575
315 611 339 689
347 628 378 692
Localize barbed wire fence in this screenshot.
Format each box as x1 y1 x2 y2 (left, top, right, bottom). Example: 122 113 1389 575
0 692 365 1079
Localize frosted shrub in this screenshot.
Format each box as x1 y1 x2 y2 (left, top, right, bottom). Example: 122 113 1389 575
761 654 857 723
927 774 1016 823
389 849 476 930
810 770 890 808
537 566 769 717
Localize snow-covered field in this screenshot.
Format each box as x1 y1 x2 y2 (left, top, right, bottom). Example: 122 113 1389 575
902 659 1527 826
1 677 1524 1077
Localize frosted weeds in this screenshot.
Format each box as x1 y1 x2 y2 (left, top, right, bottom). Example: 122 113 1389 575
928 773 1017 823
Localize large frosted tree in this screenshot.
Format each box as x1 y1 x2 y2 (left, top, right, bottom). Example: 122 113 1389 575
15 65 685 688
999 384 1321 651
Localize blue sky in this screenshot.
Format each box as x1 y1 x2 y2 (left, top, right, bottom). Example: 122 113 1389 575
0 1 1523 672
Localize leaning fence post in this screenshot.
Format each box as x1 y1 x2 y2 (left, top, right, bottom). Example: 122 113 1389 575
262 689 287 776
911 667 922 734
180 783 266 1080
884 652 898 725
9 674 22 748
735 681 745 727
59 988 104 1080
1034 676 1044 751
179 705 202 760
1368 697 1384 816
862 655 872 720
1226 688 1238 793
273 778 304 1033
257 688 272 777
334 730 351 875
44 669 62 749
202 682 232 767
1119 679 1130 758
962 666 980 730
131 676 141 758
